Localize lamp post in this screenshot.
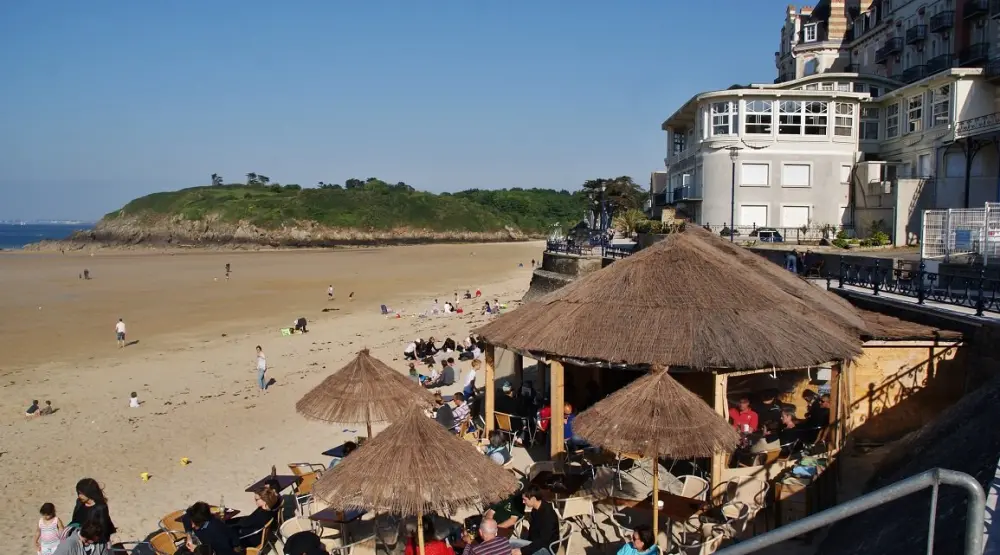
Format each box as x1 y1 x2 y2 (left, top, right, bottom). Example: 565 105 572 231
600 181 608 244
728 147 742 242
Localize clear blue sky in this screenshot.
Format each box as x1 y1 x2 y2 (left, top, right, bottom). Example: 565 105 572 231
0 0 792 220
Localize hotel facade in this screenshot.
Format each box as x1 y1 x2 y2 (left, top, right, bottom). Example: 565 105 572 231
654 0 1000 245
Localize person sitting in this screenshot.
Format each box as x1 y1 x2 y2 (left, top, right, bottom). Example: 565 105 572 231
483 485 526 530
228 488 280 547
806 394 831 429
403 340 419 360
421 361 442 388
404 515 452 555
510 488 559 555
765 410 808 455
283 531 329 555
440 359 457 387
451 393 471 433
752 389 784 429
616 524 656 555
181 501 240 555
460 517 510 555
25 399 40 417
433 393 455 430
484 430 511 465
53 520 103 555
328 441 357 469
482 302 492 315
728 396 759 433
564 403 590 451
464 290 473 299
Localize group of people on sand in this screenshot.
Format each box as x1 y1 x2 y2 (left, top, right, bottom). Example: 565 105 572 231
33 478 115 555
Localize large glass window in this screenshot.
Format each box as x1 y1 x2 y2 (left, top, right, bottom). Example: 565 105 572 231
744 100 773 134
804 101 828 135
861 106 880 140
672 132 686 154
834 103 855 137
932 85 950 127
779 101 803 135
907 94 923 133
804 23 817 42
886 103 900 138
711 101 736 136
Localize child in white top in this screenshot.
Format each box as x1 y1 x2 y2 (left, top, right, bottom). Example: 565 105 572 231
35 502 63 555
129 391 140 408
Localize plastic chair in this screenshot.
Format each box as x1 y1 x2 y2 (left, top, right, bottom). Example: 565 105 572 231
290 470 323 514
278 517 315 547
242 518 276 555
548 521 576 555
327 534 376 555
675 531 724 555
713 501 751 540
494 412 518 449
554 496 596 533
723 476 769 534
148 531 181 555
158 510 186 535
678 475 709 501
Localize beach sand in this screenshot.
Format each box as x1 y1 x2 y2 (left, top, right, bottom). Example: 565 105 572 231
0 242 542 550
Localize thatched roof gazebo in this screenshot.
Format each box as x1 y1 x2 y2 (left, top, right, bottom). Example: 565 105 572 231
474 225 867 486
574 366 741 538
296 349 435 437
314 407 520 555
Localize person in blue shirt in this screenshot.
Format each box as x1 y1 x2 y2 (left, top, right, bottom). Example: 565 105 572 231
563 403 591 451
616 524 657 555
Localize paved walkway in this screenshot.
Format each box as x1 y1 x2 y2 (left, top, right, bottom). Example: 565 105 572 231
809 278 1000 323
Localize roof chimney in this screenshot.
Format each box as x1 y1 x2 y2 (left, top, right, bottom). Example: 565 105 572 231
828 0 849 42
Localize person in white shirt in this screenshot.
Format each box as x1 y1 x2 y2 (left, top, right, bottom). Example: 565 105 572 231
129 392 140 408
255 345 268 395
115 318 126 349
463 359 480 398
327 285 335 300
403 340 418 360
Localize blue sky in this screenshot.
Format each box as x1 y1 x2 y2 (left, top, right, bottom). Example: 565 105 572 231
0 0 792 220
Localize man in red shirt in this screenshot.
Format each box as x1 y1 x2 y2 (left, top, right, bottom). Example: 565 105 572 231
729 396 759 433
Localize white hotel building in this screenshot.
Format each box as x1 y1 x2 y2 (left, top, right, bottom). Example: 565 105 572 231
654 0 1000 245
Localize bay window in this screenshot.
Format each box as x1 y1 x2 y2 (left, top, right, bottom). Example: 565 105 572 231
711 101 737 136
932 85 950 127
804 101 828 135
861 106 880 140
834 102 855 137
779 101 803 135
744 100 773 134
907 94 923 133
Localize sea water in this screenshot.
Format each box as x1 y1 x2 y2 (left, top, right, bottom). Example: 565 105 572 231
0 223 92 250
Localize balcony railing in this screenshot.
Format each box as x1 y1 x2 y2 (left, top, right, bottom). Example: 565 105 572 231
905 25 927 44
846 63 860 72
875 37 903 63
902 65 929 83
653 192 668 207
672 184 703 202
926 53 955 74
965 0 989 18
992 0 1000 17
930 10 955 32
959 42 990 66
955 111 1000 139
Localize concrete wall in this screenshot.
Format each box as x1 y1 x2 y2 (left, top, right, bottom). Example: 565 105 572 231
540 251 604 278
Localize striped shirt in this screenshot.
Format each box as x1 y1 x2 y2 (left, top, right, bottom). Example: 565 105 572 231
462 536 511 555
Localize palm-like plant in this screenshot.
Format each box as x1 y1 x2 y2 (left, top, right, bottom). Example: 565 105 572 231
613 209 647 237
211 173 223 186
258 175 270 185
246 172 258 186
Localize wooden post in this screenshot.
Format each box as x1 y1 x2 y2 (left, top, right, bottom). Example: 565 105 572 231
710 372 728 497
485 345 496 435
416 507 426 555
652 459 660 540
514 354 524 387
550 361 565 459
829 363 842 451
366 406 373 439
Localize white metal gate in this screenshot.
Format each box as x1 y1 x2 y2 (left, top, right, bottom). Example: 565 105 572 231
921 203 1000 264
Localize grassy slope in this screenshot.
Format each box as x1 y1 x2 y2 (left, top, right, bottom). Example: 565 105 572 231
104 183 586 234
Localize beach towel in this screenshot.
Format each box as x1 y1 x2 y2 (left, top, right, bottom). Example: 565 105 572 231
281 328 292 336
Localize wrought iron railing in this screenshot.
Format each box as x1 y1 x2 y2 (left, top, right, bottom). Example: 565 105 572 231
955 111 1000 139
830 258 1000 316
602 245 634 259
930 10 954 32
959 42 990 66
545 240 594 256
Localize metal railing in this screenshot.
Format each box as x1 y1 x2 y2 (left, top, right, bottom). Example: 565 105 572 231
602 245 634 259
715 468 985 555
955 111 1000 138
832 258 1000 316
959 42 990 66
921 203 1000 263
545 240 595 256
930 10 955 32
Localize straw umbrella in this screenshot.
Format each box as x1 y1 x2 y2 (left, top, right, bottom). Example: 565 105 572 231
573 366 741 540
296 348 435 438
313 407 520 555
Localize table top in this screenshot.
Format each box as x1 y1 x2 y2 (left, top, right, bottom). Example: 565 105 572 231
309 507 367 523
245 474 299 493
160 507 240 532
529 471 588 498
632 490 706 521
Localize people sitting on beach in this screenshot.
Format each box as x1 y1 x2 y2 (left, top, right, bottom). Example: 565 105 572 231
464 290 472 299
181 501 240 555
510 488 559 555
431 299 441 315
25 399 40 417
293 317 308 333
421 360 442 388
433 392 455 430
484 430 511 465
441 359 457 387
228 488 281 547
444 301 456 314
129 392 140 408
475 288 482 297
403 340 418 361
463 359 479 399
728 395 759 433
482 302 492 315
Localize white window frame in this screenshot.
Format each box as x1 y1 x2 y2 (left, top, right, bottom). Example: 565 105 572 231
861 106 880 140
781 163 813 188
804 23 818 42
834 102 855 137
711 101 736 136
931 85 950 128
780 205 812 228
804 101 829 135
886 102 900 138
739 204 770 227
836 82 851 92
740 162 771 187
744 100 773 134
907 94 923 133
779 101 803 135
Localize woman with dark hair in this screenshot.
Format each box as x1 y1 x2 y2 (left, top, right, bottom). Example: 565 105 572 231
616 524 656 555
403 515 451 555
70 478 116 545
228 488 280 547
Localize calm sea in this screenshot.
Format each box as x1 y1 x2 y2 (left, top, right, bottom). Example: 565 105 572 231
0 223 93 250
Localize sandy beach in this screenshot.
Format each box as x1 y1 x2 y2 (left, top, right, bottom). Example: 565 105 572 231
0 241 542 551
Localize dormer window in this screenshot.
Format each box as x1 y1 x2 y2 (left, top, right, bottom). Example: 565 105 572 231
804 23 818 42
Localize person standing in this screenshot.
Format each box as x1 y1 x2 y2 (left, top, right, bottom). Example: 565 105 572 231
70 478 116 549
255 346 268 395
114 319 126 349
327 285 334 300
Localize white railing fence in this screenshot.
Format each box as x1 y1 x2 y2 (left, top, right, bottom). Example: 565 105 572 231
921 203 1000 264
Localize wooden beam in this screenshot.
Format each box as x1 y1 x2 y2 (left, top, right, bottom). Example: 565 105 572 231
513 354 524 387
829 362 841 451
710 372 728 497
485 344 496 435
550 361 565 459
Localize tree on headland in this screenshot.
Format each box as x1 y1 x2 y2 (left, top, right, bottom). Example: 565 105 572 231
345 178 364 189
246 172 259 186
211 173 224 187
258 175 270 186
581 176 646 224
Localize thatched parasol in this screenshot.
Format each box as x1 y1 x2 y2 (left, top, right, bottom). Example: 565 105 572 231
476 225 867 370
313 407 520 555
296 349 435 437
574 366 741 539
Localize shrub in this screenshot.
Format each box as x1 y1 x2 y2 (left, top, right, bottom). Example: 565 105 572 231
832 238 850 249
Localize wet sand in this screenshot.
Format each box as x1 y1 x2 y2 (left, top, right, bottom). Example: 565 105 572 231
0 242 541 551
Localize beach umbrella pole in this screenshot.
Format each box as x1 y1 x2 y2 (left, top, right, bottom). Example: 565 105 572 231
417 507 426 555
652 458 660 541
367 407 373 439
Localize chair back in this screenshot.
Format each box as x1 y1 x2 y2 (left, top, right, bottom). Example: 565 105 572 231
548 521 575 555
717 501 751 538
328 534 377 555
678 475 709 501
245 518 275 555
525 461 559 482
763 449 782 465
676 531 724 555
149 531 179 555
495 412 515 432
554 496 594 521
279 517 313 542
288 463 325 477
725 476 768 510
297 471 321 496
158 510 185 534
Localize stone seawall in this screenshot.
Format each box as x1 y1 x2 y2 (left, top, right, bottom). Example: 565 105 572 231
523 251 604 300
